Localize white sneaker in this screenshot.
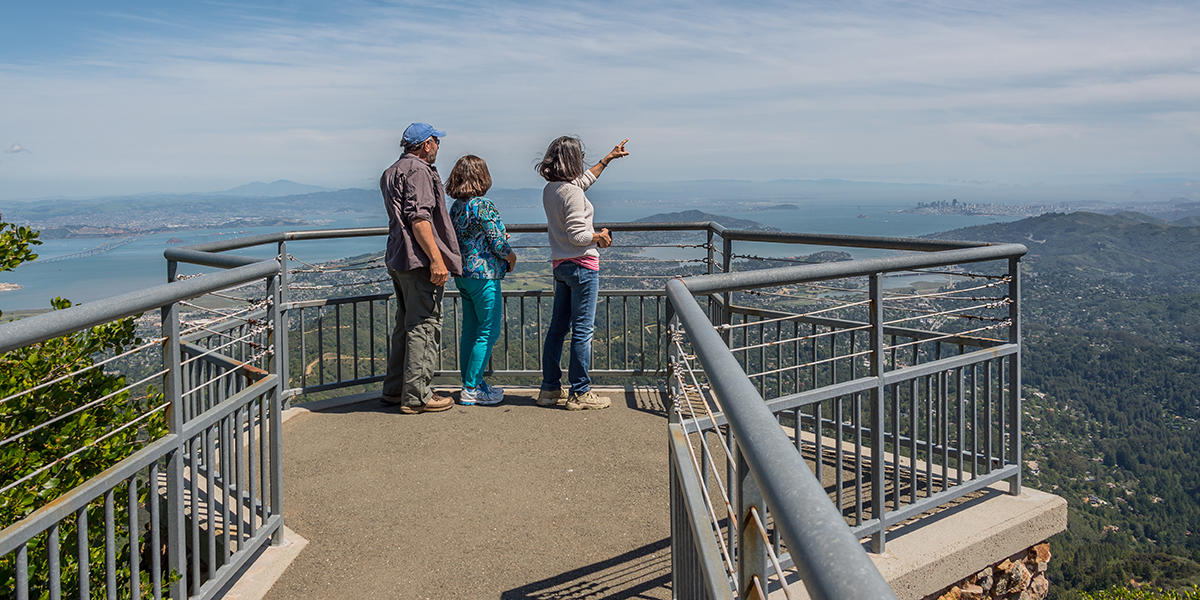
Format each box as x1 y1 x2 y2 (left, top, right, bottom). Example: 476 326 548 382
460 387 502 406
479 382 505 403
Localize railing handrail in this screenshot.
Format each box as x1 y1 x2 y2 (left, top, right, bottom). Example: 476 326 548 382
682 242 1026 294
667 278 896 599
159 220 1012 269
1 221 1025 598
0 259 279 353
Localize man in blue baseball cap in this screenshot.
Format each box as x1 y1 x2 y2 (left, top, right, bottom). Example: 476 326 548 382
379 122 463 414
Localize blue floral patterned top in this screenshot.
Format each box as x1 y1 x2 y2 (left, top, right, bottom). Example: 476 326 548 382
450 196 513 280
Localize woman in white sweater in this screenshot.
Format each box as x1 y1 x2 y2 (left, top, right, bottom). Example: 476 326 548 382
536 136 629 410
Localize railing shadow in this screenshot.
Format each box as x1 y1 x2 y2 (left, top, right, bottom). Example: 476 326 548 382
501 537 671 600
622 384 669 418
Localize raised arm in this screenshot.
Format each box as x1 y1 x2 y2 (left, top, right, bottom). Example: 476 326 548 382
587 138 629 179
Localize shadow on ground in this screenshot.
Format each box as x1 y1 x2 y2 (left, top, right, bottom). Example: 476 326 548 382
501 537 670 600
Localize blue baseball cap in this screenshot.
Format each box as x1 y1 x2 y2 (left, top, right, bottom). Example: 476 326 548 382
402 122 446 145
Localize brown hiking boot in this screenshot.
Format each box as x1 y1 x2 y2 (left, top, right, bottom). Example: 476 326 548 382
536 388 567 407
566 390 610 411
399 393 454 414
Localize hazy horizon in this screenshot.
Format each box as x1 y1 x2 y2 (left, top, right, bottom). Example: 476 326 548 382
3 175 1197 207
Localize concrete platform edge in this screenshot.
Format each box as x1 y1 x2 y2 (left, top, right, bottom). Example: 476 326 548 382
221 526 309 600
780 483 1067 600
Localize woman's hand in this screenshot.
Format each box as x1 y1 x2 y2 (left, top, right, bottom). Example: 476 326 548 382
594 228 612 248
505 252 517 272
589 138 629 178
605 138 629 162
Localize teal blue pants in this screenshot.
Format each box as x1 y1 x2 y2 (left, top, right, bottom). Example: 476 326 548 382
454 277 503 389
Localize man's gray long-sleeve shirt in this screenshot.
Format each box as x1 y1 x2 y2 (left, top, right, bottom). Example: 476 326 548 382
381 153 463 275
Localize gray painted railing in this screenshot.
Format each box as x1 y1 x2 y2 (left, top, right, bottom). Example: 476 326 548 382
1 221 1024 599
664 233 1025 599
0 261 285 599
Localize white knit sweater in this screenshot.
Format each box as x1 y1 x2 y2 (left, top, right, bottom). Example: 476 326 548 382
542 170 599 262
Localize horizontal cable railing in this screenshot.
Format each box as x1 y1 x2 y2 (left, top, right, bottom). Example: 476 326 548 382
3 220 1026 600
0 261 285 599
235 223 716 396
665 236 1025 599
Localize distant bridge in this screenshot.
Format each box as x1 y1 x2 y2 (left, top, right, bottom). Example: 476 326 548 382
36 235 142 263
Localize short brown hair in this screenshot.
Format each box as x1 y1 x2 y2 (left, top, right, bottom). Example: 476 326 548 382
446 155 492 200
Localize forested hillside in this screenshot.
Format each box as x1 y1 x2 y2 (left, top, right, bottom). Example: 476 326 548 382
934 212 1200 597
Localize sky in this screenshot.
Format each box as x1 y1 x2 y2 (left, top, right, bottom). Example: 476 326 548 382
1 0 1199 200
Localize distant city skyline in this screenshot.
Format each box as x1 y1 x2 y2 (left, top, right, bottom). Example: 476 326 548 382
2 1 1199 200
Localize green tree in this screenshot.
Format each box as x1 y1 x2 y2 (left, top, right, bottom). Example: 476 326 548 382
1 217 167 597
0 215 41 319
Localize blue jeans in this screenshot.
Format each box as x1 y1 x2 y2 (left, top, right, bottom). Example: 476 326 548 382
541 262 599 394
455 277 502 389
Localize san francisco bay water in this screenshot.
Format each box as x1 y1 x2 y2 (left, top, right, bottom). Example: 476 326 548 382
0 199 1017 311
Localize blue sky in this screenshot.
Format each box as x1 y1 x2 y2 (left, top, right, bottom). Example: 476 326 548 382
1 1 1198 199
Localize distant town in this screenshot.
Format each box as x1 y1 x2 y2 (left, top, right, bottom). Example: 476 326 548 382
898 199 1077 217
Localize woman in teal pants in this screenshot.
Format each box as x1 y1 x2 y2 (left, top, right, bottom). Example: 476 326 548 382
446 155 517 405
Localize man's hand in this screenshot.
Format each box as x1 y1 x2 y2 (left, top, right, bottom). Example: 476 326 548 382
429 261 449 286
505 252 517 272
595 228 612 248
412 219 450 286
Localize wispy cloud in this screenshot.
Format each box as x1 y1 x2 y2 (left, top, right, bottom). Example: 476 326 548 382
4 144 30 154
1 0 1198 198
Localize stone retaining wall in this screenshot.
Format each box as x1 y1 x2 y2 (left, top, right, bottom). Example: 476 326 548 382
930 541 1053 600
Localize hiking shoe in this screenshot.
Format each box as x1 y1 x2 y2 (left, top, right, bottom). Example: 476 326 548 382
399 393 454 414
460 386 503 406
479 382 505 403
537 387 567 407
566 390 610 411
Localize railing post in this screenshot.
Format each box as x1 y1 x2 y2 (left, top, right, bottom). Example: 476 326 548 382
718 234 738 568
869 273 887 552
267 266 286 544
161 297 187 598
666 299 685 597
1007 257 1022 495
669 438 682 599
706 227 717 325
706 228 715 276
277 241 292 404
721 236 733 345
736 443 768 599
667 304 680 419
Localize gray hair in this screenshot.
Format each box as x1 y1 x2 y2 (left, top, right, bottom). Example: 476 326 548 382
537 136 585 182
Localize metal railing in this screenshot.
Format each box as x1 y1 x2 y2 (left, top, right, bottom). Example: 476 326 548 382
1 220 1024 600
665 229 1025 599
213 223 712 397
0 261 285 599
